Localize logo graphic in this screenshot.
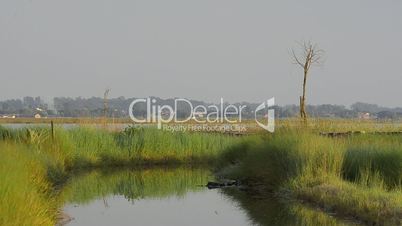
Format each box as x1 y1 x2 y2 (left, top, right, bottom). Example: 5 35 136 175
128 97 275 132
254 98 275 132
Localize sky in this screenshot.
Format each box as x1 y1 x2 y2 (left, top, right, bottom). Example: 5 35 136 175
0 0 401 107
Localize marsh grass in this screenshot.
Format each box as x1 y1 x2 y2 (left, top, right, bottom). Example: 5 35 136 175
294 176 402 225
0 125 239 169
222 187 358 226
1 122 402 225
57 126 239 168
0 143 58 226
217 128 402 225
0 125 238 225
340 135 402 189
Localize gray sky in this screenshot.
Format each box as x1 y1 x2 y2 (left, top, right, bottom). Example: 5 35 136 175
1 0 401 106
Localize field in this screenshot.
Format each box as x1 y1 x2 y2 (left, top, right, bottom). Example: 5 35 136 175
0 120 401 225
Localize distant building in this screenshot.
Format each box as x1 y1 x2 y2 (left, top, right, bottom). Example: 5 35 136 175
1 114 16 118
34 113 42 119
358 112 370 120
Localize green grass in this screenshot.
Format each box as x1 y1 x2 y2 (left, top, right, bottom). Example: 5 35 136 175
0 143 58 226
63 126 236 166
0 125 239 169
222 187 358 226
0 125 237 225
294 176 402 225
341 135 402 189
1 123 402 225
217 129 402 225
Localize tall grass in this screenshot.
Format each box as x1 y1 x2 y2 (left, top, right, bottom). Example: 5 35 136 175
0 143 58 226
217 129 402 225
222 187 357 226
217 131 344 189
341 135 402 189
0 125 239 170
59 126 239 167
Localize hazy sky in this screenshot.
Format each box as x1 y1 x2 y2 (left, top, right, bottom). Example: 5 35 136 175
1 0 401 106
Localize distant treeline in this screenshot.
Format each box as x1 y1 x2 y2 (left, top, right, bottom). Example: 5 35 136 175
1 96 402 119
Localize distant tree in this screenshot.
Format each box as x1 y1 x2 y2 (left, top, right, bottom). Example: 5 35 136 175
350 102 384 113
291 40 324 123
23 96 35 108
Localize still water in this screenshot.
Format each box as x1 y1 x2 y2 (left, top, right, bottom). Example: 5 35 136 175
0 123 132 130
61 167 358 226
65 189 252 226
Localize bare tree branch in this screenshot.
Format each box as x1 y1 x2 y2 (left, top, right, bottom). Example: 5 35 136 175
291 49 304 67
290 40 325 123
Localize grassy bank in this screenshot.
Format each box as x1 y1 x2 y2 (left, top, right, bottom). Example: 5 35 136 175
0 125 239 167
0 143 58 226
0 125 237 225
222 187 359 226
217 130 402 225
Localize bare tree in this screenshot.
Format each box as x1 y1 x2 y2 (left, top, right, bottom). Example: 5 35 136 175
103 88 111 123
291 40 324 123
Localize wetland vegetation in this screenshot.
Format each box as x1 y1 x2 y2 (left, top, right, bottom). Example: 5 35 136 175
0 121 401 225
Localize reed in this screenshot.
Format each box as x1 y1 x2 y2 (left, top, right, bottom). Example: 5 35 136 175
0 143 58 226
217 128 402 224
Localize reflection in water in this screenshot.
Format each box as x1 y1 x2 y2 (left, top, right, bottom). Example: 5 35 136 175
64 190 254 226
62 167 252 226
221 188 360 226
62 167 359 226
62 167 211 204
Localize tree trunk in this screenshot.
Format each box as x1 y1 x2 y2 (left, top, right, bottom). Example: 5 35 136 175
300 69 308 123
300 96 303 118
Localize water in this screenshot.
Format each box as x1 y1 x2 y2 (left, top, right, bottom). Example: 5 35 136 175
64 190 252 226
0 123 130 129
0 123 153 130
0 123 79 129
61 167 359 226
